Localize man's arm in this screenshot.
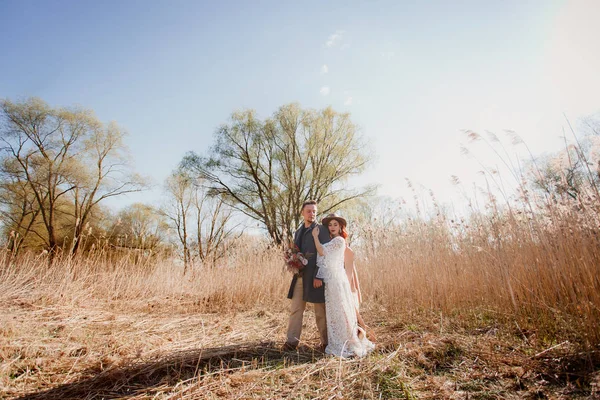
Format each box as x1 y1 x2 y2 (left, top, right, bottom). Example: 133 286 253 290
318 224 331 243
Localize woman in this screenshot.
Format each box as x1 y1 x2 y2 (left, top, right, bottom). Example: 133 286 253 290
312 214 375 358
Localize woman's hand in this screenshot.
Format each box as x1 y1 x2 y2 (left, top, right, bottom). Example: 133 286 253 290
312 226 325 256
311 226 320 240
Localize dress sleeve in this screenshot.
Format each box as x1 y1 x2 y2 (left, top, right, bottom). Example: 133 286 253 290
315 237 345 280
322 236 346 256
315 254 326 279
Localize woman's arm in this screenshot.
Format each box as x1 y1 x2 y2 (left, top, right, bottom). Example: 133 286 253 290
344 247 356 291
345 247 363 303
311 226 325 289
311 226 325 256
353 263 362 304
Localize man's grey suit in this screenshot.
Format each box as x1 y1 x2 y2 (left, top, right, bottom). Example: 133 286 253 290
285 222 331 346
287 222 332 303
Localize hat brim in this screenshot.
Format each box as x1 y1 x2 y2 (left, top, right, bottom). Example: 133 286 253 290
322 216 347 227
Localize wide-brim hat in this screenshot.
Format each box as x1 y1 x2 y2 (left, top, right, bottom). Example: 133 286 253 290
322 213 347 227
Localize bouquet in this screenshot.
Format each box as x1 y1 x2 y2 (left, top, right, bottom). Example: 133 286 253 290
283 242 312 275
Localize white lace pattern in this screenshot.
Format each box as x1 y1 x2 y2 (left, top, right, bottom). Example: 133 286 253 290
316 236 374 358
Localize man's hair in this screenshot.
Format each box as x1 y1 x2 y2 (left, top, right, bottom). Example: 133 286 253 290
301 200 317 211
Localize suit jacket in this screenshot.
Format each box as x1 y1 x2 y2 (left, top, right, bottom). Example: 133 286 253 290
287 222 332 303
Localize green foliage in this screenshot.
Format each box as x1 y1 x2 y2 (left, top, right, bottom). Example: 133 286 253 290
373 365 416 399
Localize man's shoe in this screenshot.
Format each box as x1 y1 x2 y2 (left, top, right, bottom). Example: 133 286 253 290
282 342 298 351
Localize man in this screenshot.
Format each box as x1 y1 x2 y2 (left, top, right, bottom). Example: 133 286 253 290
284 200 331 351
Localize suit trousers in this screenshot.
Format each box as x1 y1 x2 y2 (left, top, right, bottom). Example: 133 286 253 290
286 277 328 346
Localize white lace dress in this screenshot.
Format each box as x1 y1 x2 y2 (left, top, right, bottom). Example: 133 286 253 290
316 236 375 358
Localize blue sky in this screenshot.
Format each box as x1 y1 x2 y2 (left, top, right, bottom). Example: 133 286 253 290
1 0 599 211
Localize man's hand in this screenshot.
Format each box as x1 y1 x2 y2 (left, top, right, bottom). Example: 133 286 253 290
311 226 320 239
313 278 323 288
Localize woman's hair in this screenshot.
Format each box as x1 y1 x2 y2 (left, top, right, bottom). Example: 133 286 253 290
340 225 349 239
329 219 349 239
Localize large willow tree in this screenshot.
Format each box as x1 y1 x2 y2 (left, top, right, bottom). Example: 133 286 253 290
182 103 373 243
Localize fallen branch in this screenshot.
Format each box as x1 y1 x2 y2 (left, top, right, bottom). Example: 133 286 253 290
532 341 570 359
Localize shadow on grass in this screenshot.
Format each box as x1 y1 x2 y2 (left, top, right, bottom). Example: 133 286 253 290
15 341 321 400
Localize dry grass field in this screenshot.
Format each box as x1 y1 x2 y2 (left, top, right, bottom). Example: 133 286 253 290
2 1 600 398
2 194 600 399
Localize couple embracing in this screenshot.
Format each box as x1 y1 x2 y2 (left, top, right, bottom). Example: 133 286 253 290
284 200 375 358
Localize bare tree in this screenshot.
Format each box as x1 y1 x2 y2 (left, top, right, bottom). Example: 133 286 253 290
109 203 168 252
0 97 145 261
162 171 194 272
162 170 240 272
182 103 374 243
0 158 40 254
68 121 146 255
528 117 600 202
193 188 240 264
